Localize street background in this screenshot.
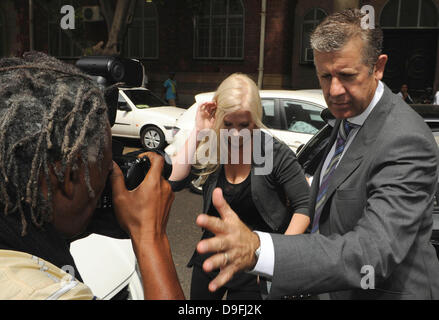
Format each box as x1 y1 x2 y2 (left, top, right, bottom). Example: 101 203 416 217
168 188 203 299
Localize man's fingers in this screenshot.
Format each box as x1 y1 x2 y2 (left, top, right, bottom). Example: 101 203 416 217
212 188 235 220
201 251 231 272
206 266 236 293
196 214 227 236
196 232 227 255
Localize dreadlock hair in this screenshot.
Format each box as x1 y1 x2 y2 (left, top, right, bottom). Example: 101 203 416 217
0 51 109 236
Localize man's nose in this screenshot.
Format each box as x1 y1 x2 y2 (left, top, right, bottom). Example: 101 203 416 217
329 77 346 97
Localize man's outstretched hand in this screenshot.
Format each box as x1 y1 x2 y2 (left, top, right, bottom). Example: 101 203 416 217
196 188 260 292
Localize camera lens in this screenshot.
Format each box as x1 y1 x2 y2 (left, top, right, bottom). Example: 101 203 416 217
110 61 125 82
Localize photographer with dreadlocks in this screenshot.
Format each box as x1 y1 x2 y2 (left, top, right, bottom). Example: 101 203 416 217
0 52 184 299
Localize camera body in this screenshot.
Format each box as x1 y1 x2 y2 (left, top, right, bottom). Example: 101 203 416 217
99 149 172 212
75 56 172 232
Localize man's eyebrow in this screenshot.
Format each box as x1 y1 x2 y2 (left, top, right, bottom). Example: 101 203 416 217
337 68 358 74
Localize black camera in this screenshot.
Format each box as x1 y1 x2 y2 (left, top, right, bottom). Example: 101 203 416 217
76 56 144 127
75 56 172 238
99 149 172 212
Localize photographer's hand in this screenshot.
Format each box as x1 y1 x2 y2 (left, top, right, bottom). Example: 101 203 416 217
111 152 184 299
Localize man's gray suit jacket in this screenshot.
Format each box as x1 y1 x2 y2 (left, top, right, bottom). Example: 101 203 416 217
268 84 439 299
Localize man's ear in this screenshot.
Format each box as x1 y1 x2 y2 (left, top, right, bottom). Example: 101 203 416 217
52 161 81 200
374 54 388 81
62 164 78 200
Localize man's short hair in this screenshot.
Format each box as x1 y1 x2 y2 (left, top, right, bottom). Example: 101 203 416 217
0 52 109 235
310 8 383 73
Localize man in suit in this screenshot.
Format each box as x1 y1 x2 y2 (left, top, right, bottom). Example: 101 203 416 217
195 9 439 299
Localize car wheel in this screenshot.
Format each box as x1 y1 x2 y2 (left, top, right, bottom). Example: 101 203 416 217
189 176 204 194
141 126 165 151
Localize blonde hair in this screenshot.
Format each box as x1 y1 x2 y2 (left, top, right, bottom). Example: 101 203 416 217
193 73 265 176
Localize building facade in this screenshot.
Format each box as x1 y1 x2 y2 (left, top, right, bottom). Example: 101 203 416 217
1 0 438 106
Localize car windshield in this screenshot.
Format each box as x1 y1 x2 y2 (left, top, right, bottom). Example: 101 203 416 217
122 89 166 108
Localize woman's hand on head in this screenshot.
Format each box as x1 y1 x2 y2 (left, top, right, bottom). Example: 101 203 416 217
196 101 217 131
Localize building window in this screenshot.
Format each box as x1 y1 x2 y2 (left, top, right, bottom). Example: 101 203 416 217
194 0 244 60
300 8 327 64
48 0 82 58
380 0 438 28
123 1 158 59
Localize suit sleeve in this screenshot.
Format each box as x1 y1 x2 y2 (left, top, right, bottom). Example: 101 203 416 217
268 131 438 298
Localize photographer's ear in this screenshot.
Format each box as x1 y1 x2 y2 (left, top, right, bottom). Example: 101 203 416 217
62 164 80 200
45 161 80 200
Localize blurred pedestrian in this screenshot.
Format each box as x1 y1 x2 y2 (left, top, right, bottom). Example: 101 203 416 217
420 87 433 104
163 72 178 106
397 83 414 104
142 63 149 88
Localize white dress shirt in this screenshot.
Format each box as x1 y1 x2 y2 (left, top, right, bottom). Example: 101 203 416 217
251 81 385 279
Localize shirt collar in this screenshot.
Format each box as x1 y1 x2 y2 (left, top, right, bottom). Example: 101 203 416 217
348 80 384 126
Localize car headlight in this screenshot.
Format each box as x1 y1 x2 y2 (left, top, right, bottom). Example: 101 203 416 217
164 126 180 137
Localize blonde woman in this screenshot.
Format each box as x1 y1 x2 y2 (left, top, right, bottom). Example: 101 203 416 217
169 73 310 300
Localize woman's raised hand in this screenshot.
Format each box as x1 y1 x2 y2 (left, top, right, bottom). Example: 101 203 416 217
196 101 217 131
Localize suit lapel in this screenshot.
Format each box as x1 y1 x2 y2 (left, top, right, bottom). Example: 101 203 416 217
309 121 341 214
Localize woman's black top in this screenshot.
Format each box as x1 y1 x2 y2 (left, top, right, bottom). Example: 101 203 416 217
191 166 273 267
211 166 272 233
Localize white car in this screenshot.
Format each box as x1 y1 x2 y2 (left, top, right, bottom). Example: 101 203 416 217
165 90 328 156
112 87 185 150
